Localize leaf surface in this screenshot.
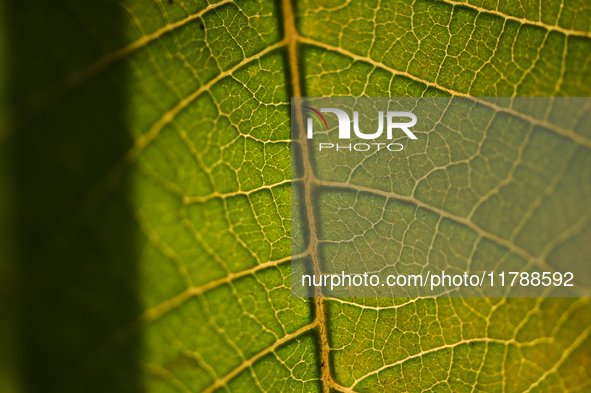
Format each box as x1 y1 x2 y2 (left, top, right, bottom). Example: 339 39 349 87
2 0 591 392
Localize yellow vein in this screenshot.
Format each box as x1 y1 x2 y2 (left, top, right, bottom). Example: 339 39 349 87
297 35 591 150
139 253 304 327
438 0 591 38
351 336 552 389
201 322 319 393
314 178 557 273
183 179 293 204
522 324 591 393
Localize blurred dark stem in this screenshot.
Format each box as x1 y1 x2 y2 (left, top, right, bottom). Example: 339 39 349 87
2 1 141 392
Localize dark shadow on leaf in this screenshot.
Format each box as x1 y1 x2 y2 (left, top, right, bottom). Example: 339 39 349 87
3 1 142 392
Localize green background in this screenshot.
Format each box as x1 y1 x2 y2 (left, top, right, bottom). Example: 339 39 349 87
0 0 590 392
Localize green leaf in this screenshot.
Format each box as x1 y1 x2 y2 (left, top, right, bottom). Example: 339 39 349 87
1 0 590 393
